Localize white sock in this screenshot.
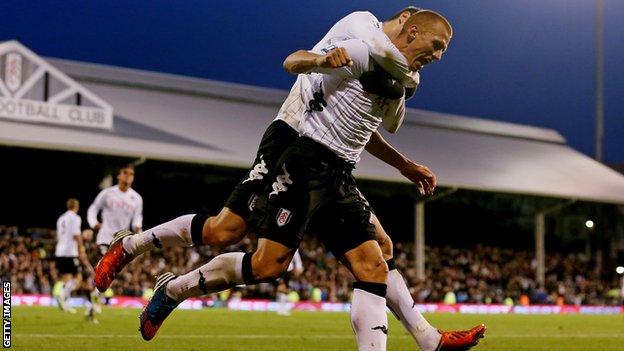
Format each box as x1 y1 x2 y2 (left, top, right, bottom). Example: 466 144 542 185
166 252 245 301
88 289 101 315
122 214 195 256
62 279 76 302
351 288 388 351
277 292 288 313
386 269 441 351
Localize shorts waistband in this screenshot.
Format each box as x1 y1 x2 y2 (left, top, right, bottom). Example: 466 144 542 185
298 137 355 170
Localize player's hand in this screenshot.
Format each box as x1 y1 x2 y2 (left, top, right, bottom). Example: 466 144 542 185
400 161 436 196
315 47 353 69
93 223 101 231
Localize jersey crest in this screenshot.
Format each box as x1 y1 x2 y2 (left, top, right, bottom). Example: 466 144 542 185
276 208 292 227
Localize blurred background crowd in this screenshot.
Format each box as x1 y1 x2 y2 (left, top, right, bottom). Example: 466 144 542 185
2 225 622 306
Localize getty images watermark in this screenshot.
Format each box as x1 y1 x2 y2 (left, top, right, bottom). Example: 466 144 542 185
2 281 10 348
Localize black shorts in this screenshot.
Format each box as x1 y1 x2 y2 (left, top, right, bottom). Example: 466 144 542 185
225 120 299 220
56 257 79 275
248 137 376 256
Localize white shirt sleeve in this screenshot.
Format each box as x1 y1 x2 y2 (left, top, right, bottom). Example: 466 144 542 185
344 11 420 88
381 95 406 133
87 189 106 228
309 39 370 79
132 195 143 230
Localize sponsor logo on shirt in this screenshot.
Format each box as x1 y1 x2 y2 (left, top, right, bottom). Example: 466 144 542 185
106 198 137 213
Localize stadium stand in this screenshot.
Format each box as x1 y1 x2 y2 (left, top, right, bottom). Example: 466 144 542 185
2 225 621 306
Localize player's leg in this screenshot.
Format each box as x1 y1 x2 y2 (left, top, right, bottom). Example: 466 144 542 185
96 122 298 292
54 257 79 313
121 208 247 256
140 140 308 340
139 238 295 340
89 245 111 316
276 281 289 315
94 211 246 292
318 181 389 351
55 272 73 312
118 210 245 257
371 215 440 349
371 215 486 350
166 238 294 300
339 240 389 351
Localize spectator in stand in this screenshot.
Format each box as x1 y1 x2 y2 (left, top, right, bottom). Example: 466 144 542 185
2 225 621 306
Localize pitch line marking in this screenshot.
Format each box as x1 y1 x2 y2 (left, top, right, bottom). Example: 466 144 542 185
13 333 624 339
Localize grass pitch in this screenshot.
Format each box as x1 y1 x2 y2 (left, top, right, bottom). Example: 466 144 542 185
11 306 624 350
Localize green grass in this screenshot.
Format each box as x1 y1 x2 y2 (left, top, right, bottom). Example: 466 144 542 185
10 306 624 350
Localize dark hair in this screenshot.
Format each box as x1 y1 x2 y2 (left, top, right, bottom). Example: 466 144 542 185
387 6 422 20
118 163 135 174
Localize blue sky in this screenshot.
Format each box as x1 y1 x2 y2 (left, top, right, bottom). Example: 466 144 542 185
2 0 622 163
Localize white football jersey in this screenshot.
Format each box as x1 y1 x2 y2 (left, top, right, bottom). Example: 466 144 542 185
55 210 81 257
298 39 393 163
87 185 143 245
312 11 418 88
275 11 412 132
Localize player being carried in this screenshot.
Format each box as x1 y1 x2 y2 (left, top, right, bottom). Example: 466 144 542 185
96 7 485 351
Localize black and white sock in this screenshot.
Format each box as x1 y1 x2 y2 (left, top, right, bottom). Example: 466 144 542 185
165 252 246 301
122 214 196 256
351 282 388 351
386 267 440 351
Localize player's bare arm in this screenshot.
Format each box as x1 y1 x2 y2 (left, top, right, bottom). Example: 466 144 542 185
75 234 94 274
283 47 353 74
365 131 436 195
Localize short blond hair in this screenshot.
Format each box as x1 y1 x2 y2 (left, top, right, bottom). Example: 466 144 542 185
66 198 79 210
401 9 453 37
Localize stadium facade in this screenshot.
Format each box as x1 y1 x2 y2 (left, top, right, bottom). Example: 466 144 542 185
2 40 624 284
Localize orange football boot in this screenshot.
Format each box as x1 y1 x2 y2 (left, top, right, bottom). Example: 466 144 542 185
94 230 134 292
435 323 487 351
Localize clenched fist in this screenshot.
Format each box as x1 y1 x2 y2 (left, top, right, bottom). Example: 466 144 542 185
315 47 353 69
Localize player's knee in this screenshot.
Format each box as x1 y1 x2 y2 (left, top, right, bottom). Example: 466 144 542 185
378 234 393 260
202 223 244 247
204 228 240 247
202 214 246 247
251 261 286 282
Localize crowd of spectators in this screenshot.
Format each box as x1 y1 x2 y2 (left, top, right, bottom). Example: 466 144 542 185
1 225 622 306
